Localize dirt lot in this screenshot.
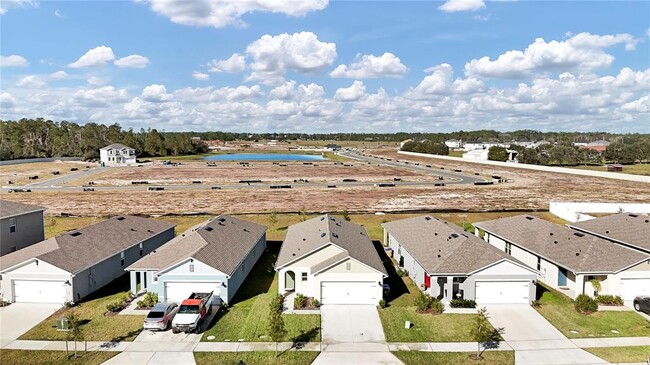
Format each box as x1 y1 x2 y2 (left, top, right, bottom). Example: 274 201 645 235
63 160 441 186
0 161 97 186
2 148 648 217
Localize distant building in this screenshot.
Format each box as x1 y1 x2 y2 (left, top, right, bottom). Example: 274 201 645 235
100 143 136 166
463 141 508 152
444 139 463 149
324 144 342 151
191 136 201 141
512 140 534 148
531 140 551 148
267 140 278 145
463 149 518 162
0 200 45 256
400 139 413 149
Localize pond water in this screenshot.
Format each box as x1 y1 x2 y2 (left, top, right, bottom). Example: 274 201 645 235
202 153 327 161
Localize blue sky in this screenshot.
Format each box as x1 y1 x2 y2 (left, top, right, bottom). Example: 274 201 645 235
1 0 649 133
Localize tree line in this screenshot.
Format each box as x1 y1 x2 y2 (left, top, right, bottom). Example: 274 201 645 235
0 118 208 160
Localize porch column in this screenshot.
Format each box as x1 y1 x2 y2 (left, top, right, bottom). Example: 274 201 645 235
445 276 454 300
278 269 285 294
129 271 138 295
575 274 585 296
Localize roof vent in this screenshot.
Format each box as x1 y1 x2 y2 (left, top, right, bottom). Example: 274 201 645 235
573 232 585 237
243 228 249 232
303 238 306 241
645 220 649 223
332 233 339 238
549 232 553 236
147 229 153 233
576 252 580 256
554 240 558 244
605 230 609 234
218 222 225 226
425 216 432 221
434 233 438 236
131 228 136 231
69 231 82 237
320 216 325 221
437 254 441 258
525 216 534 220
205 226 213 232
628 213 638 217
218 217 226 222
320 233 326 238
451 233 459 238
116 216 126 221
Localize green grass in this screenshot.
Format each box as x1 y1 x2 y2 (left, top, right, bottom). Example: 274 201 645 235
448 150 464 158
322 151 351 161
585 346 650 363
535 283 650 338
194 351 319 365
393 351 515 365
19 277 144 342
378 277 489 342
201 243 320 342
0 350 118 365
571 163 650 176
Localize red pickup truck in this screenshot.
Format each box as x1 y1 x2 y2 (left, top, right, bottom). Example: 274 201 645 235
171 292 214 333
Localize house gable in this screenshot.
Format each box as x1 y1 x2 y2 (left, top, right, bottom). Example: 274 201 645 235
315 257 383 275
3 258 70 275
156 257 226 278
471 259 537 276
281 243 345 269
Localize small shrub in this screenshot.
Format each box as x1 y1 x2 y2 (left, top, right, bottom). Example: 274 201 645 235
137 292 159 309
64 300 75 308
106 301 122 313
396 268 409 277
595 295 624 306
312 299 321 308
294 293 306 309
431 299 445 315
414 291 436 312
378 299 387 309
270 294 284 313
574 294 598 314
450 299 476 308
531 300 541 308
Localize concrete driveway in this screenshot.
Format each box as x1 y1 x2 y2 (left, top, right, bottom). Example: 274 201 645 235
321 305 386 343
0 303 61 347
485 305 606 365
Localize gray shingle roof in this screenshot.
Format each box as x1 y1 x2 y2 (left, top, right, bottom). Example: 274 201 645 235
100 143 133 151
475 215 650 274
1 200 45 219
570 213 650 254
127 215 266 276
276 214 387 275
382 216 528 275
0 216 175 274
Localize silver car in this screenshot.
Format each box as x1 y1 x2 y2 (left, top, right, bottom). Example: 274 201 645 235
144 302 178 331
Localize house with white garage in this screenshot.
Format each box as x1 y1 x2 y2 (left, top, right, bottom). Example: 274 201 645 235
383 216 538 304
100 143 136 166
569 213 650 298
276 215 388 305
1 200 45 256
127 215 266 304
475 215 650 301
0 216 175 304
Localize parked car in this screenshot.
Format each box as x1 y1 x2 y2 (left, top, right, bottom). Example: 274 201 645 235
633 296 650 315
172 292 215 334
144 302 178 331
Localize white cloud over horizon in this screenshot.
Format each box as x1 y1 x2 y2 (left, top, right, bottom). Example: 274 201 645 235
330 52 408 79
0 54 29 67
439 0 486 13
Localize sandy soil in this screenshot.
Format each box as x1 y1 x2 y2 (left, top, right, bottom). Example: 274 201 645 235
0 161 98 186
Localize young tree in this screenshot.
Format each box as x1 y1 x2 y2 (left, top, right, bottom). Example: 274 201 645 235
268 212 278 229
471 307 504 360
342 210 351 221
65 310 85 358
267 294 287 356
487 146 509 162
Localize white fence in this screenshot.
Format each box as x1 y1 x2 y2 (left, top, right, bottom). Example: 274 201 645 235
397 151 650 183
549 202 650 222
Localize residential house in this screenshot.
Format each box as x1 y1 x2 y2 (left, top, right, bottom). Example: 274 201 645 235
444 139 463 149
531 140 551 148
474 215 650 300
462 149 518 162
383 216 537 304
276 215 388 305
324 144 342 151
0 216 175 304
100 143 137 166
463 141 485 151
0 200 45 256
579 140 611 154
127 215 266 304
400 139 413 149
569 213 650 298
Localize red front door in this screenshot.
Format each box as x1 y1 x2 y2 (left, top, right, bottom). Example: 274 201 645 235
424 274 431 288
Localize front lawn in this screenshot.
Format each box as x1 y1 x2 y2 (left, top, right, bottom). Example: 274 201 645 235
194 351 319 365
585 346 650 363
201 243 320 342
379 276 490 342
0 350 118 365
393 351 515 365
20 276 144 342
534 283 650 338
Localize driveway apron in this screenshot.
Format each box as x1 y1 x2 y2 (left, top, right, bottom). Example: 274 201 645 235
0 303 61 347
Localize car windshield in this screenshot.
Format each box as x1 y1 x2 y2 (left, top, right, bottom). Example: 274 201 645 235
178 305 199 314
146 311 165 319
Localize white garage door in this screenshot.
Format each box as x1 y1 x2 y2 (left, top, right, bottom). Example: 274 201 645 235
475 281 530 304
320 282 378 305
164 281 221 303
620 278 650 301
13 280 67 304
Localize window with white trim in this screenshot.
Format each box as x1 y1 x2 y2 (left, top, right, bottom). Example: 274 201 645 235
9 218 17 233
120 251 125 266
301 272 308 281
505 242 512 255
139 242 143 256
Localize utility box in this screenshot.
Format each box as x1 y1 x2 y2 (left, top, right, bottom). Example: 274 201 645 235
404 321 411 329
56 317 70 332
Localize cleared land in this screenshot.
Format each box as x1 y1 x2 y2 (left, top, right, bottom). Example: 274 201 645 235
0 161 96 186
571 163 650 176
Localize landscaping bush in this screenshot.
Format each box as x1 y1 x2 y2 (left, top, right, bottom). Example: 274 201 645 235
106 300 123 313
294 293 306 309
270 293 284 313
414 292 443 314
312 299 320 308
531 300 541 308
595 295 624 306
574 294 598 314
137 292 159 309
431 299 445 315
378 299 387 309
450 299 476 308
396 268 409 277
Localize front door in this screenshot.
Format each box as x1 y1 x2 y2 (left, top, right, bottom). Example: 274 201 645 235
558 268 568 286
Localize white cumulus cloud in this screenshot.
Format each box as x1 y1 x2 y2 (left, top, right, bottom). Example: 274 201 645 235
207 53 246 73
192 71 210 81
50 71 69 79
69 46 116 68
142 84 172 102
465 32 639 79
0 0 37 15
335 81 367 101
145 0 328 28
439 0 486 13
16 75 45 88
330 52 408 79
0 54 29 67
114 54 150 68
246 32 336 84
